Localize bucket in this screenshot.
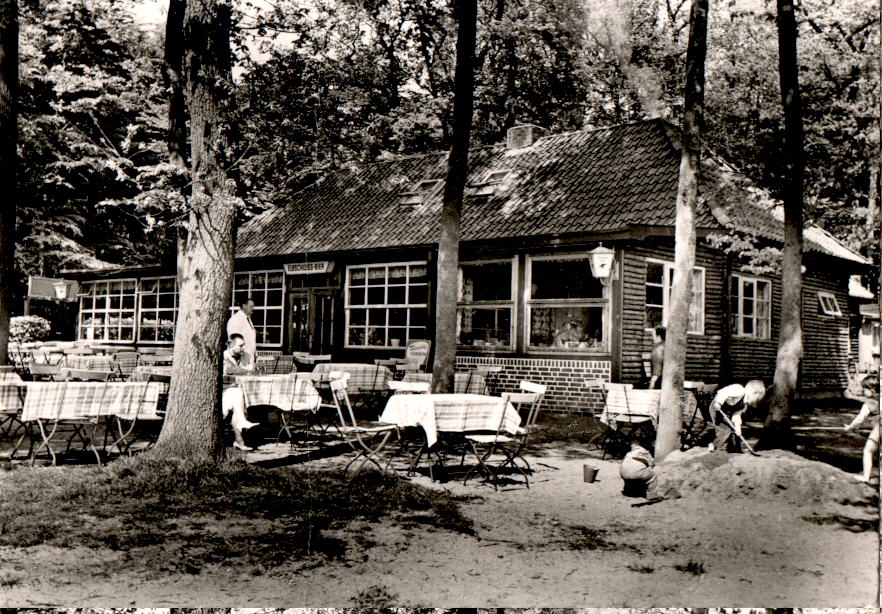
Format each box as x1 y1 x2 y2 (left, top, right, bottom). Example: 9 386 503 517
583 464 599 483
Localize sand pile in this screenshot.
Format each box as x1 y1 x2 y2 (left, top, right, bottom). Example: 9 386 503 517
656 448 875 506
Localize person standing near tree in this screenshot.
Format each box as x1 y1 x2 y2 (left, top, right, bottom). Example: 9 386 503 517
227 297 257 358
649 326 666 389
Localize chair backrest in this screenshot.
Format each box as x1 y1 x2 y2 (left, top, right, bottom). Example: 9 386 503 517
140 353 173 366
257 350 283 358
273 355 295 374
641 352 652 379
28 362 61 381
388 380 430 394
329 377 358 427
0 365 21 383
506 380 547 429
113 352 141 377
154 347 174 356
64 347 94 355
64 368 113 382
403 340 431 370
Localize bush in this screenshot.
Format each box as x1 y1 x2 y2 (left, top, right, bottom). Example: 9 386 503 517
10 315 52 343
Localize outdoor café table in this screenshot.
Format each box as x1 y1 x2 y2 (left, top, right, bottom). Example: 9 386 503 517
129 365 173 383
598 387 660 430
401 372 487 395
313 362 393 393
380 393 521 449
60 354 115 377
19 380 164 464
0 381 28 456
236 374 322 442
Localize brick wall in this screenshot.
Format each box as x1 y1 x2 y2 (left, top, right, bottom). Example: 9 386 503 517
456 355 611 415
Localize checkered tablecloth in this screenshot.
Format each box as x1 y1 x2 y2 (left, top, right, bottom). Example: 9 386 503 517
0 383 25 414
20 381 164 421
129 365 173 383
380 393 520 448
599 388 659 428
401 372 487 395
236 374 321 412
313 363 393 393
61 354 114 371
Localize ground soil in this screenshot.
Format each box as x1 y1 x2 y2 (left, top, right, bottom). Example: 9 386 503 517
0 406 878 607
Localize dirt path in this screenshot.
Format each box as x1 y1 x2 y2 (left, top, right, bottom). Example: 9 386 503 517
1 445 877 607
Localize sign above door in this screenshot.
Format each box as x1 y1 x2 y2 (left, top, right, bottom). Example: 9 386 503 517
284 261 334 276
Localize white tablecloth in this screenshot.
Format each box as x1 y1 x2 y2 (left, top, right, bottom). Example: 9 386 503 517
381 393 520 448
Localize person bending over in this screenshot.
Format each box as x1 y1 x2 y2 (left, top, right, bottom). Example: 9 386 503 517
222 333 259 451
709 379 766 452
619 434 660 500
844 372 880 483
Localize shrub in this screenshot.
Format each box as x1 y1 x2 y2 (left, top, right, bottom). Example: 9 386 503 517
10 315 51 343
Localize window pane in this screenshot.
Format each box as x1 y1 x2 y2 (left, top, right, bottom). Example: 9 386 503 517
265 310 282 326
388 328 407 346
235 275 250 289
408 327 427 340
251 274 266 290
350 309 366 326
645 306 664 329
389 308 407 326
388 266 407 284
646 261 664 284
141 294 157 309
408 285 428 305
349 287 365 305
367 287 386 304
743 282 754 299
646 286 664 307
367 267 386 285
349 268 366 285
349 328 365 345
458 307 511 347
531 259 603 299
529 306 605 349
388 286 406 304
266 290 283 307
743 317 754 335
368 309 386 326
409 308 427 327
409 265 428 283
461 262 512 302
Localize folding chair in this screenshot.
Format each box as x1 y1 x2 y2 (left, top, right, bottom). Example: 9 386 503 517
28 362 61 381
112 351 141 380
328 377 399 472
0 379 30 459
63 368 113 383
388 380 431 394
464 381 546 490
106 380 157 455
273 355 296 374
588 383 657 459
680 384 715 450
139 353 173 367
464 365 503 395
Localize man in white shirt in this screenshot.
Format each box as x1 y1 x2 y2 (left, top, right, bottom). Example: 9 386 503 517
222 333 259 451
227 297 257 358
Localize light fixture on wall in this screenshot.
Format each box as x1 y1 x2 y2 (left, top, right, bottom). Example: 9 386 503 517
589 245 616 284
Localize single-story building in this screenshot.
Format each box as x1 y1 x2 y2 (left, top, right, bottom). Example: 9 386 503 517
67 119 875 413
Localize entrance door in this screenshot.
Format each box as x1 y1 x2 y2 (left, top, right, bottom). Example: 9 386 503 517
288 288 337 354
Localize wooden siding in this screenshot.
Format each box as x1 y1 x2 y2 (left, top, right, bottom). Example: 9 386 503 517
801 269 850 388
620 239 724 384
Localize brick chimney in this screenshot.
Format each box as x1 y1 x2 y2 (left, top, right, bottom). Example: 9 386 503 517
506 124 546 150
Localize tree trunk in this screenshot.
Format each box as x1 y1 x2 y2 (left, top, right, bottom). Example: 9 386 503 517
762 0 805 450
431 0 477 393
164 0 188 171
152 0 238 460
655 0 708 460
0 0 17 366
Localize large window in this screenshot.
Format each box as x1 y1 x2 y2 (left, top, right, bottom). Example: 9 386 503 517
345 262 429 347
232 271 285 346
78 280 137 342
457 259 515 348
732 275 771 338
138 277 178 343
526 254 609 351
645 259 705 334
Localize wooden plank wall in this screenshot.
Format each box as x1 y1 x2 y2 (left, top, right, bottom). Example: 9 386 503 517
801 267 850 389
620 239 724 384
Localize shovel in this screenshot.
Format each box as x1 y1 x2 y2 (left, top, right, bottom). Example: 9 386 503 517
715 409 758 455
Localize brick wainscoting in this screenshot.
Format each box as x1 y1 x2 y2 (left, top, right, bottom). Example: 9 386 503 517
456 356 611 415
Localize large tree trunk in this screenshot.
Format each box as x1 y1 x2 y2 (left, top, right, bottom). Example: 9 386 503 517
762 0 805 450
655 0 708 460
0 0 17 366
431 0 477 393
153 0 238 460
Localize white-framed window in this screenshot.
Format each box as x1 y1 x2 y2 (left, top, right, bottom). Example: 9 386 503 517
526 253 610 351
645 259 705 334
138 277 178 343
732 274 772 338
817 291 842 316
77 279 137 342
457 258 516 349
474 169 512 196
399 179 442 205
232 271 285 346
345 262 429 347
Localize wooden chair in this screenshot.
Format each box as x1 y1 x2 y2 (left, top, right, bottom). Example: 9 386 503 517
464 380 546 490
376 340 432 376
328 377 399 472
63 368 113 382
28 363 61 381
112 352 141 379
388 380 430 394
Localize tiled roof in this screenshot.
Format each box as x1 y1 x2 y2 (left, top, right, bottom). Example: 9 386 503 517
237 119 868 266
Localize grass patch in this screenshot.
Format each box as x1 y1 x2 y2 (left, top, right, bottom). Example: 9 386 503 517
674 559 705 575
625 562 655 574
802 514 878 532
0 455 472 575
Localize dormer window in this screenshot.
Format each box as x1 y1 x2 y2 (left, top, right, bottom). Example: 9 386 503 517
474 170 512 196
398 179 442 205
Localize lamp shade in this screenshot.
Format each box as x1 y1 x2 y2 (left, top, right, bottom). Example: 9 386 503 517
589 245 616 279
53 281 69 300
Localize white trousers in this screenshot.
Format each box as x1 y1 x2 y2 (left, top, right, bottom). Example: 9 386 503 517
222 387 250 431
